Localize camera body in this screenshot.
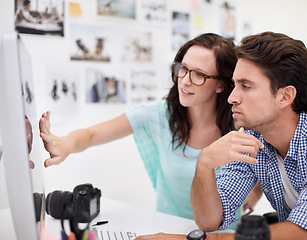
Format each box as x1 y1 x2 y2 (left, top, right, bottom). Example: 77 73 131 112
72 184 101 222
46 183 101 223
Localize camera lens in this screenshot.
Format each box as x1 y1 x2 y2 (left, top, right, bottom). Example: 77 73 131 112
235 215 270 240
46 190 73 219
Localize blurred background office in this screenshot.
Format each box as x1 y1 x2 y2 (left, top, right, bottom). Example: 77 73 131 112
1 0 307 216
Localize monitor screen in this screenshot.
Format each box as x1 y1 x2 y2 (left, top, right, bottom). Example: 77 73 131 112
0 32 46 240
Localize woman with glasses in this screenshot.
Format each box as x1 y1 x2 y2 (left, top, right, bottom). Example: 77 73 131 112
39 33 262 228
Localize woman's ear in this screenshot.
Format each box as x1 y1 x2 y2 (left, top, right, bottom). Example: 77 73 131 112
278 85 296 109
216 82 224 93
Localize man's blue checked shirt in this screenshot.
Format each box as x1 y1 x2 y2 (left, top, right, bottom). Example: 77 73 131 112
216 112 307 230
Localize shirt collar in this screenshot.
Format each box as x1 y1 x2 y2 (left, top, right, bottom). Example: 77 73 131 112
245 130 275 158
287 112 307 159
246 112 307 160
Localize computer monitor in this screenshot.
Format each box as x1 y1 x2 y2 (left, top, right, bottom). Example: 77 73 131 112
0 32 45 240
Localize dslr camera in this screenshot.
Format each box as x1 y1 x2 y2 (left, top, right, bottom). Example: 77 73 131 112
46 183 101 222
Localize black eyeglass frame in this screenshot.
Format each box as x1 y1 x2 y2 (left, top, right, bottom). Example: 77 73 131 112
172 61 219 86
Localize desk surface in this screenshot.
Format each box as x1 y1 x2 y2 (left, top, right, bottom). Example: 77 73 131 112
1 198 233 239
45 198 199 238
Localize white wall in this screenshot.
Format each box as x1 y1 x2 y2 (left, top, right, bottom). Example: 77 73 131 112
1 0 307 217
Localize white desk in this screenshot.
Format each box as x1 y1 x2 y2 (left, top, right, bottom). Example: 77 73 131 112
45 198 199 239
1 198 233 239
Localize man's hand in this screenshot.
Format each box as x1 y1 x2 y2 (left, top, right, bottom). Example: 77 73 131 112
198 127 264 170
191 128 263 231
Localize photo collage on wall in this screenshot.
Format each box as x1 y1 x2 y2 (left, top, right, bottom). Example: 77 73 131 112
14 0 240 123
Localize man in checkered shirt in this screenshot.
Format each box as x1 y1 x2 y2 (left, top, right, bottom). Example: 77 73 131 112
189 32 307 239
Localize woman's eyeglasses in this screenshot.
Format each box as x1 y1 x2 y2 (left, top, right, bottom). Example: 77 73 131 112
172 61 219 86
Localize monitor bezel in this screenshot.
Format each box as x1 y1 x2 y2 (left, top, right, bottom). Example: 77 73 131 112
0 31 40 240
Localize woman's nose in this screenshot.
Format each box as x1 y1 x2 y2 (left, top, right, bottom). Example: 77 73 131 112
181 72 192 85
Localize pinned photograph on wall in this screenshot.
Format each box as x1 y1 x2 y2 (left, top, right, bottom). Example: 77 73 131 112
118 30 152 62
97 0 136 19
219 0 236 41
15 0 64 36
70 23 111 62
193 15 204 29
240 15 253 44
130 69 157 104
68 1 83 17
172 11 190 52
85 68 127 104
45 65 80 123
139 0 168 26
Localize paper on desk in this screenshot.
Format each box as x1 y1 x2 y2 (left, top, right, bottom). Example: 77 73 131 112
96 230 137 240
96 229 234 239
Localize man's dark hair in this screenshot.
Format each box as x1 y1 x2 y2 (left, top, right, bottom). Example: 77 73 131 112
235 31 307 114
166 33 237 150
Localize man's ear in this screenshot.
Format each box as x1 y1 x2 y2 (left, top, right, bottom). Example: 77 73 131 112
278 85 296 109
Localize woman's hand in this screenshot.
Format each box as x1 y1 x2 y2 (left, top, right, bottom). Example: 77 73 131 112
243 181 263 215
39 111 72 167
